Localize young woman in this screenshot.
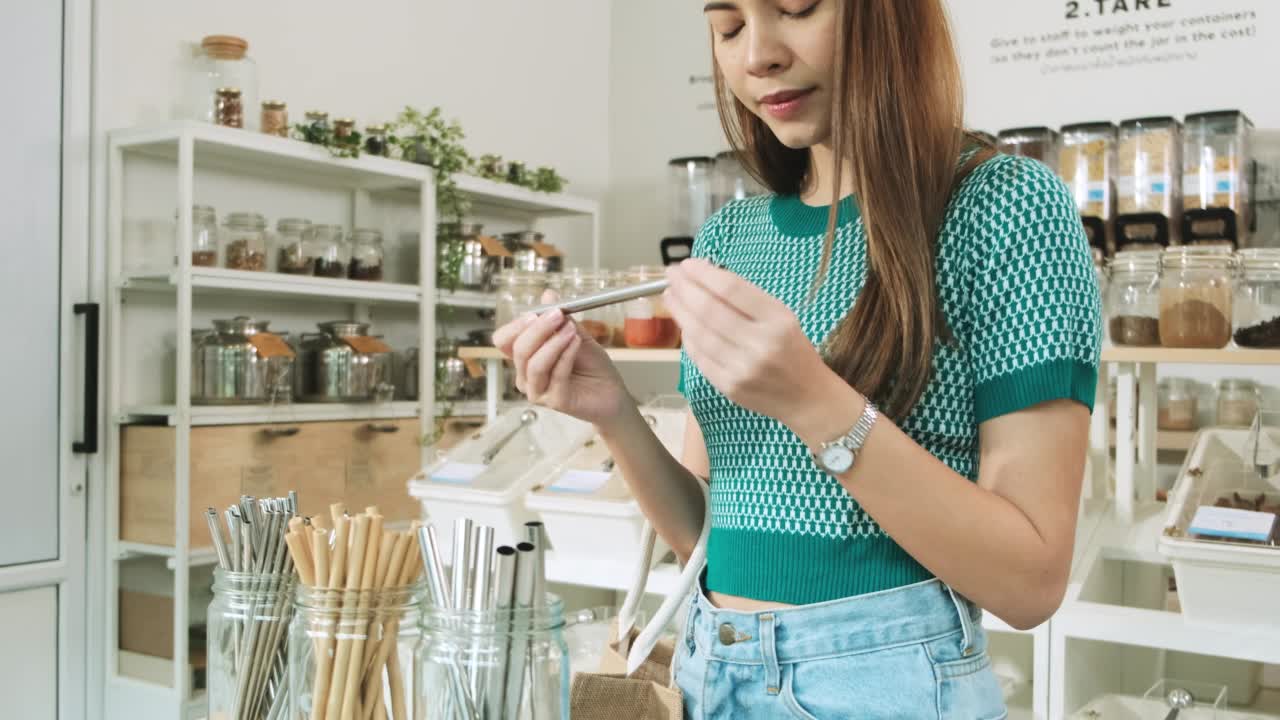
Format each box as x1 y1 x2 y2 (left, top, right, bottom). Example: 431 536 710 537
495 0 1101 717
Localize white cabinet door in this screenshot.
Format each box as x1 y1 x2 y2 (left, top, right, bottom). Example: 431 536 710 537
0 587 58 720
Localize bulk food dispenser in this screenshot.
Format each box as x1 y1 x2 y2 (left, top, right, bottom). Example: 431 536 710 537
1183 110 1254 250
1059 122 1117 257
997 126 1060 171
661 156 715 266
1116 116 1183 251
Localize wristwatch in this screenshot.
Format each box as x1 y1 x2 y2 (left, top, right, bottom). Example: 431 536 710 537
812 400 879 475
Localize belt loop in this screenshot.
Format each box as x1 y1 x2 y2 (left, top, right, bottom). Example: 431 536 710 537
945 585 976 656
760 613 781 696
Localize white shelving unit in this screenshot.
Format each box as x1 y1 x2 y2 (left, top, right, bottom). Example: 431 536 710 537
102 121 601 720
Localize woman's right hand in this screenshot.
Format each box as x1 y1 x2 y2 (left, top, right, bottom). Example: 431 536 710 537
493 309 631 427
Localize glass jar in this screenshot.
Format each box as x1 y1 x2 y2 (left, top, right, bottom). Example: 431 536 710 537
349 228 385 281
1234 248 1280 347
215 87 244 129
1106 251 1162 347
305 110 330 134
333 118 356 141
275 218 315 275
183 35 260 131
415 595 569 720
997 126 1060 171
1183 110 1252 249
207 568 295 720
1157 378 1199 431
603 271 628 347
187 204 219 267
1060 122 1116 255
1217 379 1260 427
624 265 681 349
364 124 390 157
224 211 268 271
312 225 348 278
713 149 764 212
1117 116 1183 250
495 272 546 329
559 268 617 346
1158 247 1236 349
668 157 716 239
289 584 424 720
260 100 288 137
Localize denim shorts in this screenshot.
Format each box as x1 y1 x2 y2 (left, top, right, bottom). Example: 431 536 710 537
673 577 1008 720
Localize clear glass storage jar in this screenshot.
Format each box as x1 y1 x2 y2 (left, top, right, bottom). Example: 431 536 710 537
349 228 385 281
1060 122 1116 254
1158 246 1235 349
312 225 348 278
623 265 680 349
224 211 268 271
997 126 1060 171
288 583 425 720
189 204 219 267
559 268 617 346
1117 116 1183 250
668 156 716 239
1183 110 1252 249
1106 251 1162 347
1217 378 1260 427
207 568 295 720
183 35 260 131
275 218 315 275
495 271 548 330
1157 378 1199 431
1233 248 1280 348
415 594 569 720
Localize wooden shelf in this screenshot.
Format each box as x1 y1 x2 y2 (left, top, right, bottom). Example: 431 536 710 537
1101 346 1280 366
1108 428 1197 452
119 401 420 426
121 267 420 304
459 346 681 363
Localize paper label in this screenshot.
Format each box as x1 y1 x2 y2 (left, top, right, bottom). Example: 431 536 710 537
248 332 295 359
1189 505 1277 542
1183 172 1240 197
430 462 486 484
478 236 512 257
547 469 612 494
341 335 392 354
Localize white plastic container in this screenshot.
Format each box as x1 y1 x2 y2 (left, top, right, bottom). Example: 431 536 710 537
525 396 688 569
1159 425 1280 630
1070 678 1236 719
410 405 592 558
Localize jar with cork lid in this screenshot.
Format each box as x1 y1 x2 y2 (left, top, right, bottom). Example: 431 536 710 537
184 35 259 131
1158 246 1235 349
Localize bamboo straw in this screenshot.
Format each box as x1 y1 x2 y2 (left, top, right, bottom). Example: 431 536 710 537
310 514 349 720
326 514 370 720
339 514 382 719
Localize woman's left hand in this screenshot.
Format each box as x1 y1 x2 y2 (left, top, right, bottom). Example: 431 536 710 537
664 259 839 431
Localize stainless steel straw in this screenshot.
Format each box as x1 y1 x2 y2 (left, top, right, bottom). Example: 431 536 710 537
523 523 554 719
468 526 496 706
527 278 669 316
486 546 518 720
503 543 538 719
417 526 478 720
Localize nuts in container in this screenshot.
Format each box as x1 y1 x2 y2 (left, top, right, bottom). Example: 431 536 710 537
275 218 315 275
224 211 268 272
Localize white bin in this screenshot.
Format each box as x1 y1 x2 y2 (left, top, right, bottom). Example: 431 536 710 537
526 397 687 569
410 405 592 557
1159 425 1280 630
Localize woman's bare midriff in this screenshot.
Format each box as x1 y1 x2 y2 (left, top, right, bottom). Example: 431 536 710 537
706 590 795 612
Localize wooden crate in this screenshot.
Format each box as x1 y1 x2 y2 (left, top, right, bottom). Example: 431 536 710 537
120 418 423 550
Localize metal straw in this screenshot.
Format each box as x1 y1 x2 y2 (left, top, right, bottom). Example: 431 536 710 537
503 543 537 719
527 278 669 316
468 526 496 706
417 526 478 720
486 546 518 720
523 523 554 720
451 519 474 611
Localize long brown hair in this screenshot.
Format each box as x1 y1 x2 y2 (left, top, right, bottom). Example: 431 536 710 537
713 0 991 420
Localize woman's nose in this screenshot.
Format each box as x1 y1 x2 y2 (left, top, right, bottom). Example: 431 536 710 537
744 21 791 78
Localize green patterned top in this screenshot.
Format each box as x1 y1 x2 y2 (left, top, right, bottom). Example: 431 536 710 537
677 154 1102 605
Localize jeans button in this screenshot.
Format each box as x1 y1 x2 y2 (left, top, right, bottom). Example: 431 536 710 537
718 623 737 646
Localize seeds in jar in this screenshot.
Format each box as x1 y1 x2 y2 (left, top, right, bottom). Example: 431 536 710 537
1158 293 1232 348
277 245 315 275
348 260 383 281
192 250 217 267
225 239 266 271
1234 315 1280 348
1108 316 1161 346
1158 401 1196 431
313 259 346 278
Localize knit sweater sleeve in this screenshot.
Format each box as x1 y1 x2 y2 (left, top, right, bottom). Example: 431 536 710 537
966 156 1103 423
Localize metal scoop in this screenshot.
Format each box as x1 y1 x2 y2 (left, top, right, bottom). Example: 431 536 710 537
481 409 538 465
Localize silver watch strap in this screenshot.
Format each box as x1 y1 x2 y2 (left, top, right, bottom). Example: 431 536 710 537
839 400 879 454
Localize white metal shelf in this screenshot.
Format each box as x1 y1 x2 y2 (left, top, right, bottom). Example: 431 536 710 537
111 121 429 191
459 346 681 363
452 173 599 217
120 267 421 304
436 288 498 309
118 401 421 426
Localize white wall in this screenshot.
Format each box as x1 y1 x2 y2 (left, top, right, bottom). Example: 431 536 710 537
95 0 613 265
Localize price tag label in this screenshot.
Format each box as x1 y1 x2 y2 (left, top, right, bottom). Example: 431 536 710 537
548 469 612 494
1190 505 1277 543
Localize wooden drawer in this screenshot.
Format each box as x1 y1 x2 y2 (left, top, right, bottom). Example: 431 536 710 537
120 418 423 550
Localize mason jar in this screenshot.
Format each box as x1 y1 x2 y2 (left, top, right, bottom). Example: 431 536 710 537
495 271 546 330
1217 378 1260 427
275 218 315 275
415 594 569 720
189 204 219 267
224 211 268 272
1233 248 1280 348
312 225 348 278
349 228 385 281
1158 246 1236 349
1157 378 1199 431
1106 251 1161 347
288 583 425 720
207 568 295 720
559 268 617 346
623 265 680 349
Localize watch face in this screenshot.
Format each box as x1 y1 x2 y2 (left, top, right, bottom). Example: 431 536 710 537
819 445 854 474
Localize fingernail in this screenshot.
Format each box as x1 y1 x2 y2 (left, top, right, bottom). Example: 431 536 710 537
557 321 574 337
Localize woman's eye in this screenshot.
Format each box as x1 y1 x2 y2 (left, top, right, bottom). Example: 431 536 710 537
782 1 819 18
717 23 744 40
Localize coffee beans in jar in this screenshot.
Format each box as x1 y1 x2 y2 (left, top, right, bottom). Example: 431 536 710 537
215 87 244 129
311 224 347 278
348 228 384 281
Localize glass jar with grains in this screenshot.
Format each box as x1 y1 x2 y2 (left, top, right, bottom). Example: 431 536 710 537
1233 248 1280 348
310 225 347 278
1157 378 1199 431
1216 378 1260 427
348 228 385 281
1116 116 1183 251
274 218 315 275
1106 251 1161 347
1182 110 1252 249
559 268 617 346
187 204 219 267
1158 246 1235 349
223 212 268 271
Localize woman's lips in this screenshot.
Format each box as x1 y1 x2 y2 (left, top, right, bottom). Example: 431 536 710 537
759 88 815 121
